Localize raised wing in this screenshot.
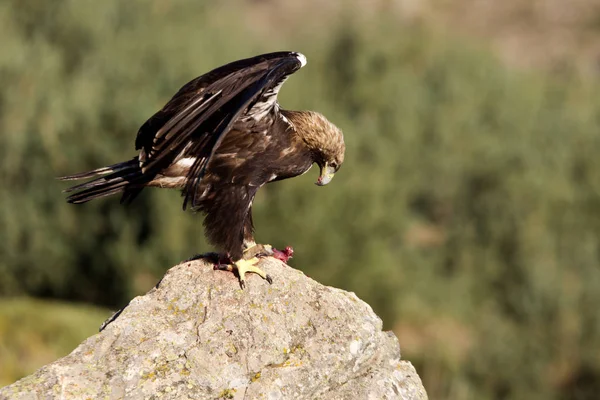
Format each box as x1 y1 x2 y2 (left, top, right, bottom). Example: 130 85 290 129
133 51 306 209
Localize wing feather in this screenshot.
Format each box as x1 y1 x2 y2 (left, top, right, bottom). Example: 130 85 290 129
141 90 223 172
183 58 304 209
182 74 275 208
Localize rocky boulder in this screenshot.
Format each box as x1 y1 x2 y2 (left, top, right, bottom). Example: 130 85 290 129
1 257 428 399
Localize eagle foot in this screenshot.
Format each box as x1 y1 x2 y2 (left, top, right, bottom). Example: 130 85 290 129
214 257 273 289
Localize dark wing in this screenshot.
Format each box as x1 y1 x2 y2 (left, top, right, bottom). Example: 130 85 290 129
133 51 305 209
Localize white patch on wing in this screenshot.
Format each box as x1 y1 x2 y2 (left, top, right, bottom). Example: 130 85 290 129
176 157 196 168
295 52 307 67
164 155 201 177
280 146 295 157
280 111 293 130
240 53 306 123
246 102 273 122
148 176 187 188
268 173 277 182
245 78 289 122
217 152 238 158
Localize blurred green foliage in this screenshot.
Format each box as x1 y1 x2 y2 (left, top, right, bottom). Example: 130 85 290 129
1 0 600 399
0 298 110 386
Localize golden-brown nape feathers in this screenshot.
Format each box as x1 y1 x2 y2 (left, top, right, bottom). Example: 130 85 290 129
282 110 345 167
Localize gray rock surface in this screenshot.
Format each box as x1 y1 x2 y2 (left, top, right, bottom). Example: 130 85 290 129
1 258 428 400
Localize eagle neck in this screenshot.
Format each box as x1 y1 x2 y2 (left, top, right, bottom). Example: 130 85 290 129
279 109 317 155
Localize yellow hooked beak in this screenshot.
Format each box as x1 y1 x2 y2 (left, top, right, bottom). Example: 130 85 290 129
316 163 336 186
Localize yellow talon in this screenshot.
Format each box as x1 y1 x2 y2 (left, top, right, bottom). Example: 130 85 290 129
216 257 273 289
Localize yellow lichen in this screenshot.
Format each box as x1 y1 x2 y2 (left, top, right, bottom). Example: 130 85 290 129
141 371 156 381
217 388 237 399
282 360 303 367
251 372 261 382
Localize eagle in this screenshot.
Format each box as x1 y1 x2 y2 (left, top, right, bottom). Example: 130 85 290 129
60 51 345 288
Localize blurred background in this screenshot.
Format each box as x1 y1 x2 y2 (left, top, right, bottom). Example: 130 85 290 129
1 0 600 398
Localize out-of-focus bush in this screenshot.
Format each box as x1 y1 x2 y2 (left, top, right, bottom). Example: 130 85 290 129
1 1 600 398
0 298 110 386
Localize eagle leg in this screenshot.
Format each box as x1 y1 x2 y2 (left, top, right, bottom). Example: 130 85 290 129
214 257 273 289
243 244 294 263
243 243 274 259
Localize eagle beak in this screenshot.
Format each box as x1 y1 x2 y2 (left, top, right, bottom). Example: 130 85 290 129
316 163 335 186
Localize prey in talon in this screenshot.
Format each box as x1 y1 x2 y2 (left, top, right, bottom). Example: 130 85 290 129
242 243 293 262
59 52 344 288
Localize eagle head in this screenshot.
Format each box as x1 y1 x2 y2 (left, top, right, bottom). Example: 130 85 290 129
284 110 345 186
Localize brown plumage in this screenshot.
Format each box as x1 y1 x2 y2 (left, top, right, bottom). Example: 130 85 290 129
60 52 344 284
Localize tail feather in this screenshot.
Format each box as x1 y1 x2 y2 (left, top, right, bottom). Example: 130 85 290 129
66 184 130 204
58 159 137 181
59 158 146 204
62 169 141 193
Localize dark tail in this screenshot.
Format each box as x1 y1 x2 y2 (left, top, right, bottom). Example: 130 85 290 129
59 157 146 204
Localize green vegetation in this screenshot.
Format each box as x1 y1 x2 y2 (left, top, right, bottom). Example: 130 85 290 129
0 298 110 386
1 1 600 399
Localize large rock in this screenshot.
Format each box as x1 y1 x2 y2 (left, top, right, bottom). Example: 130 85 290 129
1 258 428 399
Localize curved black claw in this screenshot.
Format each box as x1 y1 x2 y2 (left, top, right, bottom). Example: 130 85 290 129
266 274 273 284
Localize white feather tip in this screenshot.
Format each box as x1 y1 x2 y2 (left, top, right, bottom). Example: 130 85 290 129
295 52 307 67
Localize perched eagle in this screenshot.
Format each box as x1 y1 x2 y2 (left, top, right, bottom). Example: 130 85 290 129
60 52 345 287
